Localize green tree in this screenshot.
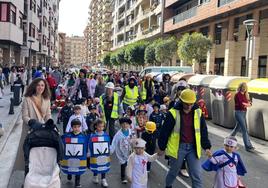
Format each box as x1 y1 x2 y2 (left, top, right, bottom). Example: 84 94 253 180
177 32 212 71
116 48 127 65
145 42 157 65
125 40 148 66
155 37 177 66
110 51 118 66
102 53 111 68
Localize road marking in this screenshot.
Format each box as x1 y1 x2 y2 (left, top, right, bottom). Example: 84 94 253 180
156 159 191 188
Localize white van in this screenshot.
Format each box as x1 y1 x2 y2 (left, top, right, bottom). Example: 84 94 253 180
139 66 193 77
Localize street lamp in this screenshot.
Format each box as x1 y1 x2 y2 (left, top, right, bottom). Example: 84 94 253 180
27 39 35 85
243 19 257 76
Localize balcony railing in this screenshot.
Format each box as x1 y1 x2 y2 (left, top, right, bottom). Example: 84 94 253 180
218 0 236 7
173 6 197 24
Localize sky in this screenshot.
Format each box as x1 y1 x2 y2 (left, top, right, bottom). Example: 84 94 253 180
59 0 91 37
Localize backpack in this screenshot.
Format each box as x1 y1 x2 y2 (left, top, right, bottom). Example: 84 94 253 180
23 119 64 174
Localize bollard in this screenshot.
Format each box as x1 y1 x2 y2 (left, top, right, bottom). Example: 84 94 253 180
0 123 4 137
9 98 14 115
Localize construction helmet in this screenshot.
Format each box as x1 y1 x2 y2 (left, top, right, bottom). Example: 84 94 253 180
179 89 196 104
105 82 115 89
145 121 156 133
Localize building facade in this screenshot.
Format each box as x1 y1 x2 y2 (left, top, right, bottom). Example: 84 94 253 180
58 32 66 67
111 0 163 50
0 0 60 68
164 0 268 78
86 0 113 65
64 36 85 66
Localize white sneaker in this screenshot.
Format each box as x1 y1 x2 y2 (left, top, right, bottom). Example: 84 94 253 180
121 179 128 184
92 176 99 184
101 179 108 187
180 169 190 178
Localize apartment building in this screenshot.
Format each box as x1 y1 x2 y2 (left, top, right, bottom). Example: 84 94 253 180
83 25 90 64
64 36 85 66
86 0 113 65
164 0 268 78
58 32 66 66
111 0 163 50
0 0 60 68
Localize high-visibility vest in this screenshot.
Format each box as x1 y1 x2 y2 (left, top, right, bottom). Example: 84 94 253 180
60 133 88 175
123 85 139 106
166 108 202 159
100 92 119 121
141 81 147 100
88 132 111 174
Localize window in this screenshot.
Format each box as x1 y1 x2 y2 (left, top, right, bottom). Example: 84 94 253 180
200 26 209 37
258 56 267 78
214 58 224 75
10 4 16 24
29 23 36 38
43 35 47 45
30 0 36 13
218 0 235 7
241 57 248 77
43 16 47 27
215 23 222 44
0 3 8 22
199 0 210 5
19 12 23 29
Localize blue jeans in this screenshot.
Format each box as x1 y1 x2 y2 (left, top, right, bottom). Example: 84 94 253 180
166 143 202 188
231 110 253 149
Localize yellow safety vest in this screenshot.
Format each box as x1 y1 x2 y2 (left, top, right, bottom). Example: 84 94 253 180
100 92 119 121
123 85 139 106
141 81 147 101
166 108 202 159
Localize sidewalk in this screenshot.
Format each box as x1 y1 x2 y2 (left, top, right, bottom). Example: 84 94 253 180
0 86 22 154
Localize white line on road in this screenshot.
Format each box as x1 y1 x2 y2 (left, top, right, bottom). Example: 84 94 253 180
155 159 191 188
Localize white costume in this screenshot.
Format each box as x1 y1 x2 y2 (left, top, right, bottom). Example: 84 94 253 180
110 129 132 164
210 151 239 188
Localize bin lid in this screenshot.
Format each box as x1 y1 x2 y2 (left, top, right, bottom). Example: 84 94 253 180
188 74 218 87
247 78 268 94
209 76 250 90
171 73 195 83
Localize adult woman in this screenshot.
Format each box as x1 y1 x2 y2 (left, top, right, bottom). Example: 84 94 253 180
70 69 91 104
17 78 52 171
230 82 255 152
94 75 106 97
22 77 52 137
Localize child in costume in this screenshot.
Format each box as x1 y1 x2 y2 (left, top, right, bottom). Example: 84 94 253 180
133 106 148 138
65 105 88 133
126 138 158 188
86 104 100 134
141 121 157 172
124 105 136 136
88 119 110 187
61 119 88 187
149 103 165 138
110 117 133 184
59 97 73 133
80 97 89 117
202 136 247 188
197 99 208 119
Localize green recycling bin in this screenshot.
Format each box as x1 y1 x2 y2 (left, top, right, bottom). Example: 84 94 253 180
247 78 268 140
209 76 250 128
188 74 218 119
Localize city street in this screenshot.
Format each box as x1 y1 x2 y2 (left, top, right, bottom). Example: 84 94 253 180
7 112 268 188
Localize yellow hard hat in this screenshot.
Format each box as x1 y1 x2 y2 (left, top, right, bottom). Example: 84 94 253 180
179 89 196 104
145 121 156 133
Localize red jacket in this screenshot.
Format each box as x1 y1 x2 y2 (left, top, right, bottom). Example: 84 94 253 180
47 77 57 88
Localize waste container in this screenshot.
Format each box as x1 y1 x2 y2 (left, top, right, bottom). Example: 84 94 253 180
188 74 218 119
13 84 22 106
170 73 195 84
246 78 268 140
209 76 250 128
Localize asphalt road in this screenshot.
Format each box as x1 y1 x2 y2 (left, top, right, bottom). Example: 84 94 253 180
7 112 268 188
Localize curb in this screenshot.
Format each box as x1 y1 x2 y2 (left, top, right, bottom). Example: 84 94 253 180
0 104 22 154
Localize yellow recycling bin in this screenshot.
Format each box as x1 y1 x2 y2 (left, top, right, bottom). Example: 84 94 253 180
247 78 268 140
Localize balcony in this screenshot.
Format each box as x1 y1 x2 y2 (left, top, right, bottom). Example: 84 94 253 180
218 0 236 7
173 6 197 24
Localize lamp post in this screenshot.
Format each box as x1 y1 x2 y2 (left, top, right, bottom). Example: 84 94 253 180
243 19 257 77
27 39 35 85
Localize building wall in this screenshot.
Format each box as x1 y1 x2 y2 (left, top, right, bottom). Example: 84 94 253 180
163 0 268 78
